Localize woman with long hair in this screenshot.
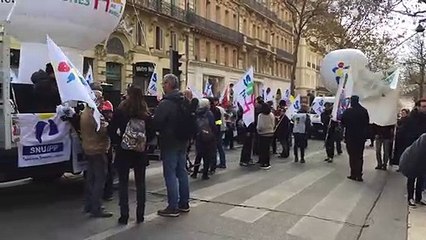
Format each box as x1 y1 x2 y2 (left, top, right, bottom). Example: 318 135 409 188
109 85 155 225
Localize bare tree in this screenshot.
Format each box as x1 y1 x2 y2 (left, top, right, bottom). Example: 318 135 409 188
404 35 426 99
283 0 331 96
308 0 401 70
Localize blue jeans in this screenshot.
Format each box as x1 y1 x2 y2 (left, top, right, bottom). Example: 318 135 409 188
161 148 190 209
216 132 226 167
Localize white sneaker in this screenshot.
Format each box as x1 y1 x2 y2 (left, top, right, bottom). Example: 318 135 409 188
260 165 271 170
409 199 416 206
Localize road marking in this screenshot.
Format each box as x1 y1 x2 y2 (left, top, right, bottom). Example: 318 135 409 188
287 179 366 240
84 149 325 240
221 167 334 223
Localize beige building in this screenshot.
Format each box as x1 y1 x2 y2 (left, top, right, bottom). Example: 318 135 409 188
9 0 295 105
295 38 325 96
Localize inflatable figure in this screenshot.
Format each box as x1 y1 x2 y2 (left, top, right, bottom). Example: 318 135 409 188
320 49 400 126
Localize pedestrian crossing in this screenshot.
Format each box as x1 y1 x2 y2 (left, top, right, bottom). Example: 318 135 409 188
87 146 393 240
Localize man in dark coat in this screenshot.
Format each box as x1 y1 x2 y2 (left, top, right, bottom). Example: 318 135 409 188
341 96 370 182
322 103 342 163
399 99 426 206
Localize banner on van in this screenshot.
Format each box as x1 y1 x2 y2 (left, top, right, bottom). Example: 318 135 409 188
15 113 71 167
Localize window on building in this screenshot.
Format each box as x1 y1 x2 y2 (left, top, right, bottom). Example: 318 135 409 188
224 10 229 27
206 1 211 19
243 19 247 34
257 26 261 39
216 5 221 23
155 26 163 50
252 24 256 38
281 37 284 49
264 29 268 42
171 31 178 51
312 63 316 70
135 21 146 46
206 41 211 62
194 38 200 60
224 47 229 66
307 61 311 68
232 49 237 68
106 62 123 91
83 57 94 76
284 39 288 51
233 13 237 30
216 44 220 64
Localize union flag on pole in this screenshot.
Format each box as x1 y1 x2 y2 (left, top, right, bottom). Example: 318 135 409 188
47 35 101 130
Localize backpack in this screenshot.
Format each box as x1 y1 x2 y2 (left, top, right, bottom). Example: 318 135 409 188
121 118 147 152
196 113 215 143
173 98 197 141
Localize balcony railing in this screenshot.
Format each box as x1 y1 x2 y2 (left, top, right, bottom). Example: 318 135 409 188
133 0 187 23
187 12 244 46
243 0 292 32
276 48 294 62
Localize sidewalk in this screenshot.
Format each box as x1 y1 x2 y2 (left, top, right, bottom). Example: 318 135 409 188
408 193 426 240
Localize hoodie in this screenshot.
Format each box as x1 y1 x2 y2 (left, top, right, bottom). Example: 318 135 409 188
153 89 188 150
400 133 426 178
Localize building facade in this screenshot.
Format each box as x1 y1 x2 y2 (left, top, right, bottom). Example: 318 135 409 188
295 38 325 96
9 0 295 103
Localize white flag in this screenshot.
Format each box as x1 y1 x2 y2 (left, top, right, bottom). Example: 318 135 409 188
332 69 351 121
147 71 158 96
85 65 94 85
286 94 301 119
47 36 101 130
204 82 213 97
312 97 325 115
234 67 255 126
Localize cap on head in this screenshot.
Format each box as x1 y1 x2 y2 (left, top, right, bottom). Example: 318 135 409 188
351 95 360 103
90 82 103 92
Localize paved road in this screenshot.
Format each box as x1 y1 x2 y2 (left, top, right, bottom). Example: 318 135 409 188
0 140 413 240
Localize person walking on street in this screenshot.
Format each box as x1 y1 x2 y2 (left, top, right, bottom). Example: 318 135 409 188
191 98 216 180
400 133 426 206
275 107 291 159
81 90 113 218
373 124 395 171
399 99 426 206
292 109 311 163
256 103 275 170
341 96 370 182
392 109 410 167
109 85 155 225
210 98 227 170
321 103 339 163
154 74 192 217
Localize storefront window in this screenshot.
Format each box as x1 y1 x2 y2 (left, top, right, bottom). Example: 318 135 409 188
106 62 122 91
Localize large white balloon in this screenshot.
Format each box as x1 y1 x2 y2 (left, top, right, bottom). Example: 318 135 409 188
320 49 400 126
320 49 393 99
7 0 125 49
1 0 126 83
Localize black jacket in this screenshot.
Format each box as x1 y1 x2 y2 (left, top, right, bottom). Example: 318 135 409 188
153 90 188 150
400 133 426 177
341 103 370 142
275 115 291 140
400 109 426 146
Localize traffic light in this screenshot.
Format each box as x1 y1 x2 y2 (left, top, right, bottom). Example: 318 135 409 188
170 50 183 79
